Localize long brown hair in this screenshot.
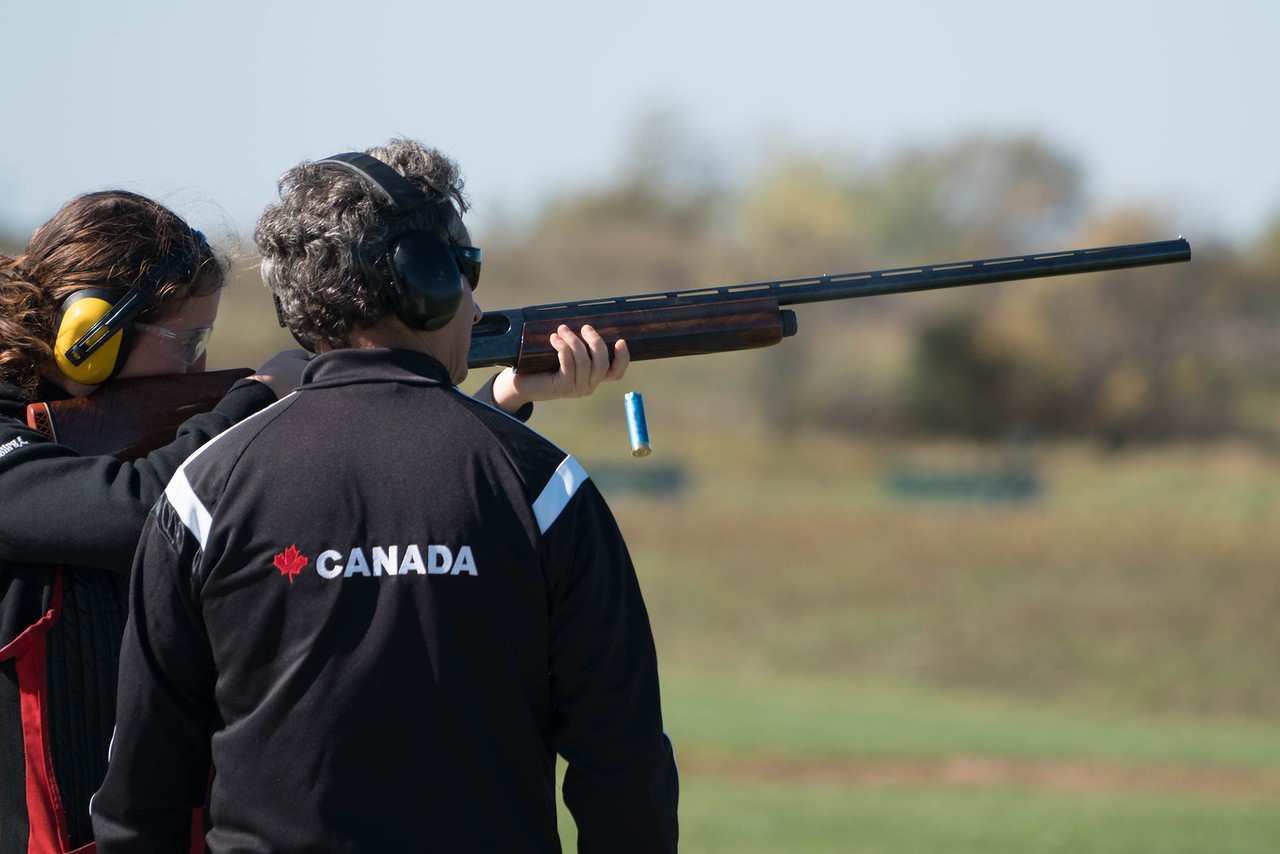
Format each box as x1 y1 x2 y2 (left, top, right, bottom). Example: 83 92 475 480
0 191 225 394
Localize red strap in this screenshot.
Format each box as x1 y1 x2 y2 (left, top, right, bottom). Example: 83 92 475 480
190 805 205 853
13 569 72 853
4 570 201 853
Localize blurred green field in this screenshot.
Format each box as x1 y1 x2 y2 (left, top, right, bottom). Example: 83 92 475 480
558 670 1280 852
546 429 1280 852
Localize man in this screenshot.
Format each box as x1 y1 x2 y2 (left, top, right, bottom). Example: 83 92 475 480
91 139 679 852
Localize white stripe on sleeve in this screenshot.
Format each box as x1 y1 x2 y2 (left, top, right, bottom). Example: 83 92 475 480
164 467 213 550
161 390 300 550
532 456 589 534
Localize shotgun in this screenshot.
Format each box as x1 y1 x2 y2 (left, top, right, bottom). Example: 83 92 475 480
30 238 1190 459
471 238 1190 372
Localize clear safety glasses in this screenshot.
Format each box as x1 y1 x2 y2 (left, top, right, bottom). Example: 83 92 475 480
134 322 215 365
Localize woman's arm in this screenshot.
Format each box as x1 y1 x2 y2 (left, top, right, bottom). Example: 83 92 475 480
0 379 278 570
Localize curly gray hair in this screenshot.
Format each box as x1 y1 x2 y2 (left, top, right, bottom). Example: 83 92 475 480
255 139 471 350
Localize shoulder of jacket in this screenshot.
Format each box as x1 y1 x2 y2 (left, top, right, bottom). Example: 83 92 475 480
0 382 30 420
174 391 301 494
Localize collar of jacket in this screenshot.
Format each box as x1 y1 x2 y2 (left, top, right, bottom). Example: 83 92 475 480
300 347 455 391
0 378 68 421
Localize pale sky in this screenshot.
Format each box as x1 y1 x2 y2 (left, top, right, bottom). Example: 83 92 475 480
2 0 1276 247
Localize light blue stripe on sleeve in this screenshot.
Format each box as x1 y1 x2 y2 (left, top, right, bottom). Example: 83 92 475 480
533 456 589 534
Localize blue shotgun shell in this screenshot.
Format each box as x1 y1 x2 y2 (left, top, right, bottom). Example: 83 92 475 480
624 391 652 457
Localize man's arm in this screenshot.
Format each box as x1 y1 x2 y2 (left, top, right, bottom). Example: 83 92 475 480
488 325 630 411
542 475 678 852
90 498 217 851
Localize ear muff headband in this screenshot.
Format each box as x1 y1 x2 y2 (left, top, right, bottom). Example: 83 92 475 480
54 232 208 385
315 152 466 332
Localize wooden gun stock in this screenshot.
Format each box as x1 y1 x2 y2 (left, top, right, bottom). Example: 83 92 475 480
27 368 253 461
505 297 797 374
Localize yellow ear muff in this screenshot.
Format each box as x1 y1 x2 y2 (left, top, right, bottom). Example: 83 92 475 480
54 290 130 385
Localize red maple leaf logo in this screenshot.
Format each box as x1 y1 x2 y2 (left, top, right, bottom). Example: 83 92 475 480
273 544 308 584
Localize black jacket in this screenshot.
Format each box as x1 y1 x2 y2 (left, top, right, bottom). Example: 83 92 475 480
0 367 529 853
91 348 679 853
0 375 279 853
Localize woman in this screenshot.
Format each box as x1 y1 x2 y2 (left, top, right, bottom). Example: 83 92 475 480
0 190 627 852
0 190 307 852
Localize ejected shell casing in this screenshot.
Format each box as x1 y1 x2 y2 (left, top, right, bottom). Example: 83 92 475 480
624 391 651 457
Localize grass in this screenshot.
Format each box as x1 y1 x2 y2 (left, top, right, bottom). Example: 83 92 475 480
540 431 1280 850
662 780 1280 854
555 668 1280 852
583 433 1280 721
658 668 1280 768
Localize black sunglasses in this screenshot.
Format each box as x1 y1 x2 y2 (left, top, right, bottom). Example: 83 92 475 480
453 244 482 290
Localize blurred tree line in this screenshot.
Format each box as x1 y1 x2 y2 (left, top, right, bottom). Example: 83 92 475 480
476 114 1280 448
4 115 1277 447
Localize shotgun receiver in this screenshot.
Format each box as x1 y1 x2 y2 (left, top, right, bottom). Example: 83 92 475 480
471 238 1190 372
30 238 1190 459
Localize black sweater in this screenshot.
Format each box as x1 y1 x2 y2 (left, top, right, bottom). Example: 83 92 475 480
91 349 679 853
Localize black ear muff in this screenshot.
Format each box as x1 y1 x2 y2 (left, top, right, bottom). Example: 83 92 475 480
315 152 466 332
390 230 466 331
